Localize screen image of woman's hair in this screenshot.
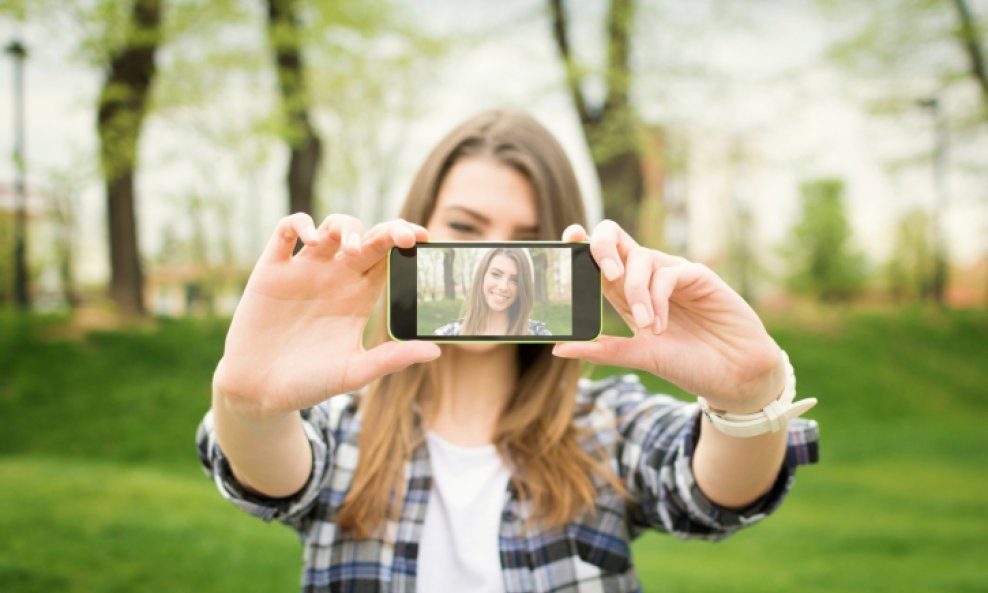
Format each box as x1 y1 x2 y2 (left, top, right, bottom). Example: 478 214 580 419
416 246 572 336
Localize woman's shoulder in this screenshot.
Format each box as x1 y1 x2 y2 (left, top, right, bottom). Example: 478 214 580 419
576 373 646 404
527 319 551 335
575 373 686 416
433 319 464 336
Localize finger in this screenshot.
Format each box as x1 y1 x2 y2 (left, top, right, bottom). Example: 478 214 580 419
351 219 429 272
590 219 639 282
342 340 441 390
561 224 589 242
327 214 365 256
624 247 656 331
296 214 359 261
552 335 652 370
650 262 707 334
259 213 320 264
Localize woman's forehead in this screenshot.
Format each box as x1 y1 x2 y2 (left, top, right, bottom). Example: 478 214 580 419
434 158 538 231
489 254 518 273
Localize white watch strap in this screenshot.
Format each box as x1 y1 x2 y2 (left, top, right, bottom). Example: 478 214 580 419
697 350 818 438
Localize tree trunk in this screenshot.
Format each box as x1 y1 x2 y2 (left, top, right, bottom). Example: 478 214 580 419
531 249 548 303
951 0 988 114
593 143 645 241
549 0 646 237
266 0 323 217
96 0 161 317
443 249 456 300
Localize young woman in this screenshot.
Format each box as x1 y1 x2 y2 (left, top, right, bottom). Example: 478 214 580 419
197 111 819 593
433 247 551 336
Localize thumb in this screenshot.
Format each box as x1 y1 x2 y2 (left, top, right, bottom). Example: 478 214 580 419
343 340 441 390
552 335 648 369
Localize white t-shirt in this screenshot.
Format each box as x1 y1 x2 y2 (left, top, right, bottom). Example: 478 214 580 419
417 431 512 593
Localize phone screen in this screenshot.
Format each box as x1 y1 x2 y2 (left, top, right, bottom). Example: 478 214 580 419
389 242 601 342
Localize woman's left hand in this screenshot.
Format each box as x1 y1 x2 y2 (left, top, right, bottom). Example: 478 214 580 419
552 221 785 414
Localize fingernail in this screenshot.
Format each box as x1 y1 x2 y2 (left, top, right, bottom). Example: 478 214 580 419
601 259 620 281
346 232 361 250
632 303 650 328
653 318 664 334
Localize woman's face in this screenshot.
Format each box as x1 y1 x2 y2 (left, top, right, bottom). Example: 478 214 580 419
482 254 519 312
426 157 538 350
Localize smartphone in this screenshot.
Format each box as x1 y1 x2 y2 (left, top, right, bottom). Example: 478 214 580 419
388 241 601 342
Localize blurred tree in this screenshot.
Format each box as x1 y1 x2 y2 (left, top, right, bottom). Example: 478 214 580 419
307 4 447 224
826 0 987 121
443 248 455 300
531 248 548 304
952 0 988 115
549 0 645 240
723 137 757 303
886 207 937 302
428 248 442 301
5 39 29 310
0 210 12 305
96 0 161 317
2 0 445 315
43 161 93 309
265 0 321 218
782 178 868 303
824 0 987 306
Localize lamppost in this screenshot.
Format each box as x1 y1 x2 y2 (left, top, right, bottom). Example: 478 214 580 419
917 96 949 306
5 39 29 310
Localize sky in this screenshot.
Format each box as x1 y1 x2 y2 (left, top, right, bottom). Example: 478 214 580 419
0 0 985 297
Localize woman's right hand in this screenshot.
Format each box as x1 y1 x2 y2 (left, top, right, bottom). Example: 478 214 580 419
213 213 440 415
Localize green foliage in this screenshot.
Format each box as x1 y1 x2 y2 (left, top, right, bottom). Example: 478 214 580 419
822 0 987 124
782 178 868 302
886 207 938 301
0 214 13 304
1 310 986 592
1 0 452 268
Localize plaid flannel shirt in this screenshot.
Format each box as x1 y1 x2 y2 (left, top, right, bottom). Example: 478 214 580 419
197 373 819 593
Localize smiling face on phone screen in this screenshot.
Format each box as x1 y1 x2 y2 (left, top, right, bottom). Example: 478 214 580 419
482 255 519 312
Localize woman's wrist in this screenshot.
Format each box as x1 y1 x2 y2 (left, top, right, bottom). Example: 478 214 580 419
746 349 788 412
714 348 787 415
699 350 817 438
212 373 290 422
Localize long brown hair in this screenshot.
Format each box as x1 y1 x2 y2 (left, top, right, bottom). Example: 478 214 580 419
461 247 535 335
336 111 622 537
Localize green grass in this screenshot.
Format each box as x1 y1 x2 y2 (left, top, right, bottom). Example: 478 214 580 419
417 298 463 334
0 457 299 593
0 308 986 592
531 301 571 335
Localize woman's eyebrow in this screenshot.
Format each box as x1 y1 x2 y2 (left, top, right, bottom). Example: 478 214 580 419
446 205 488 223
445 205 539 234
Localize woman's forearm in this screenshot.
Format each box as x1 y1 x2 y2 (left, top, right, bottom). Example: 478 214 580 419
211 388 313 498
691 415 788 509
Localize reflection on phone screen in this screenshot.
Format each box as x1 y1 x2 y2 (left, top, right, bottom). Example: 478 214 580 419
416 246 573 337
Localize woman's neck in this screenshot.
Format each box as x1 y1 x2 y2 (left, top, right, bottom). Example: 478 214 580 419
426 344 517 446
